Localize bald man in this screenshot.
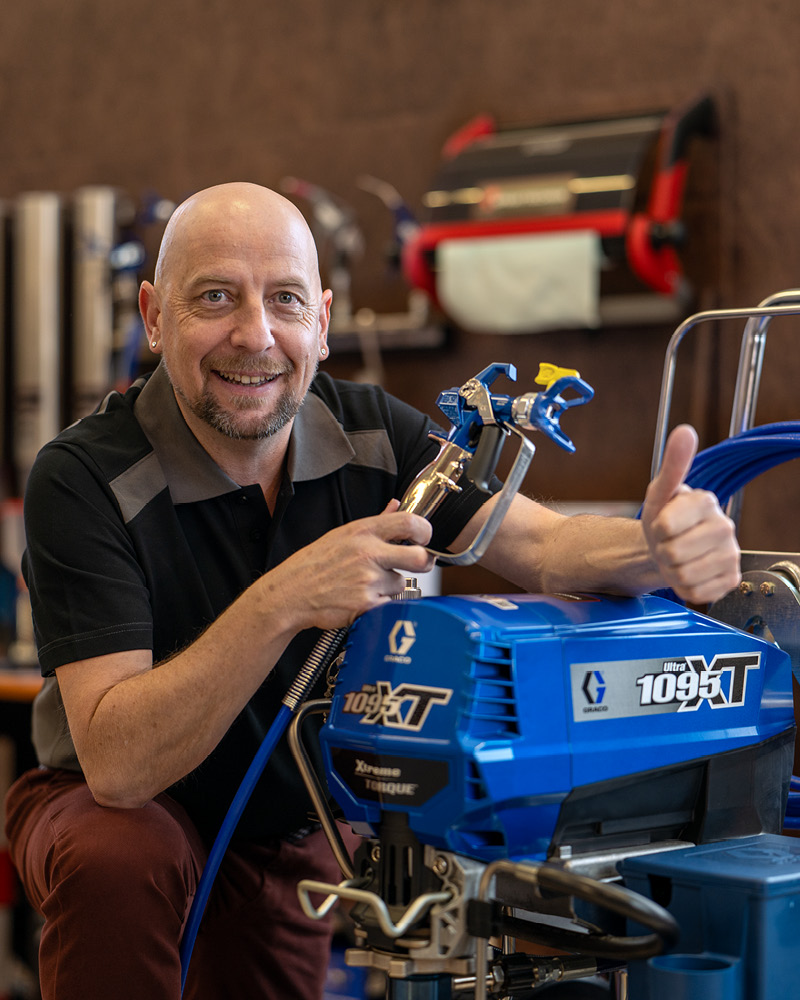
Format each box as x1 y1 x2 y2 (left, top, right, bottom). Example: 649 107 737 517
5 182 740 1000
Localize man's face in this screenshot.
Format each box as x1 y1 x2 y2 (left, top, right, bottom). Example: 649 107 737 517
147 192 330 443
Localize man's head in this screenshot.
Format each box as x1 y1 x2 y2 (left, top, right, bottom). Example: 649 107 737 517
139 182 331 445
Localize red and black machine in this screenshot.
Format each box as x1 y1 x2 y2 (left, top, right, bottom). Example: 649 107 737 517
401 95 716 330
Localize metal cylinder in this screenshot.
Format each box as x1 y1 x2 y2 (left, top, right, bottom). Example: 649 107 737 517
72 186 118 419
13 191 63 490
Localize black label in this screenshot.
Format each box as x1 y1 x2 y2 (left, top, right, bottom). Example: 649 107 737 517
332 748 450 807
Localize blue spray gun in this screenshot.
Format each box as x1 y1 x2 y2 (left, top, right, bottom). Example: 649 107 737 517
399 361 594 564
179 361 593 989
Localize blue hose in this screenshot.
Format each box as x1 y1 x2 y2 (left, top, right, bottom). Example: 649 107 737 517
179 702 292 992
652 423 800 833
682 420 800 508
179 624 348 993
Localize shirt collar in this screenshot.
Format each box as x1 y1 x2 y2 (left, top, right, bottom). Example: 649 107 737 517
134 363 355 502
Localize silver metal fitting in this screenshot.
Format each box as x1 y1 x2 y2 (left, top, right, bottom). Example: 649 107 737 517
395 578 423 601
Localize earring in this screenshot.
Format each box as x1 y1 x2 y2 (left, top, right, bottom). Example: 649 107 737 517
151 341 158 348
320 346 328 358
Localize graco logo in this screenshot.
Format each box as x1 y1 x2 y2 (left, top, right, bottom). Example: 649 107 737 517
582 670 606 705
388 620 416 658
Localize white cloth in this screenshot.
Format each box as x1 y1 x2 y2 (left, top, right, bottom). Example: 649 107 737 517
436 230 602 334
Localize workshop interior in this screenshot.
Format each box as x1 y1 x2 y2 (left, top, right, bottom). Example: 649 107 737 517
2 1 800 998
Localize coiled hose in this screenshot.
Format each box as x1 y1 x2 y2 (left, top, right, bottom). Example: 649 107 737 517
664 421 800 829
682 420 800 507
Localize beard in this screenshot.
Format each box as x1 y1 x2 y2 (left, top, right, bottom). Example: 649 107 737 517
167 356 315 441
191 383 303 440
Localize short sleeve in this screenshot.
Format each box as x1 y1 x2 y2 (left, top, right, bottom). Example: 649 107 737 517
22 442 154 674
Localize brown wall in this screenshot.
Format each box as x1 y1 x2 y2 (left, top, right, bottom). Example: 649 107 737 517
3 0 800 563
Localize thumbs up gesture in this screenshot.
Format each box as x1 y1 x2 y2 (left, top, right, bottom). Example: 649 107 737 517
641 425 741 604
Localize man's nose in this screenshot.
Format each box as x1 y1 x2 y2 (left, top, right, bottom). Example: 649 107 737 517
230 299 276 352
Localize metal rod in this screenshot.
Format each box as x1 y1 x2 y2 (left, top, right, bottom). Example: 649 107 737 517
724 289 800 523
297 878 450 938
287 699 355 880
651 299 800 479
728 289 800 438
429 428 535 567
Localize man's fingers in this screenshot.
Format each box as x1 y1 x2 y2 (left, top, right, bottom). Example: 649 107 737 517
644 424 699 519
375 509 433 548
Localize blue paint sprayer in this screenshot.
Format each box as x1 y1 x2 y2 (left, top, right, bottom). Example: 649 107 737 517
290 307 800 1000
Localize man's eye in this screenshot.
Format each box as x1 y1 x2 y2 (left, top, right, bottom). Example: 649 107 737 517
276 291 299 306
203 290 228 303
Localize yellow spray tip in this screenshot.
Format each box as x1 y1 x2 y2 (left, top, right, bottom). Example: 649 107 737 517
535 362 580 389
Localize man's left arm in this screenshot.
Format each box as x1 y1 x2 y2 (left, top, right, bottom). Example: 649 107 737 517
452 424 741 604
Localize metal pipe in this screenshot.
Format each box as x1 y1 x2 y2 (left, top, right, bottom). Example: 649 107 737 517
72 186 117 420
728 289 800 438
725 289 800 523
651 300 800 479
287 699 355 880
13 192 63 491
297 878 450 937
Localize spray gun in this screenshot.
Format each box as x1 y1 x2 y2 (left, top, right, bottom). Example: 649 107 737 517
400 361 594 565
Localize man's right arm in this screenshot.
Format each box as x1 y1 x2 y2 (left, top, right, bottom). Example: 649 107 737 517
55 507 434 809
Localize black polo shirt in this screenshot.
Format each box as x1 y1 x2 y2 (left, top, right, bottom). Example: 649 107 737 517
23 364 491 843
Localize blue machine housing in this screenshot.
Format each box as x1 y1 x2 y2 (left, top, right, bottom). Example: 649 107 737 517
320 593 795 863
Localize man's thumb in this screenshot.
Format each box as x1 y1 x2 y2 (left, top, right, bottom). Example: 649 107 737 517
644 424 699 517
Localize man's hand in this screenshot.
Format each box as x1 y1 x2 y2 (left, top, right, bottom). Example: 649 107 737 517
265 507 435 631
641 424 741 604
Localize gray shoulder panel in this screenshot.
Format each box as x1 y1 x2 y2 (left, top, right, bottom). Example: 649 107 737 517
110 451 168 524
344 428 398 475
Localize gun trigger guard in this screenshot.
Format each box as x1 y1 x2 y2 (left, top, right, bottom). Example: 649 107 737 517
425 426 535 567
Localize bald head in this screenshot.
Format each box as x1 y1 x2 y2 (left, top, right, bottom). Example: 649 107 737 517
154 182 322 293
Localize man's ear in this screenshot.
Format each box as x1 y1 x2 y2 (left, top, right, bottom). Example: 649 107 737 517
139 281 162 352
318 288 333 354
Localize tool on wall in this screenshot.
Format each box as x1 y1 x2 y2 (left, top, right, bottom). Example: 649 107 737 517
402 94 717 335
285 95 715 350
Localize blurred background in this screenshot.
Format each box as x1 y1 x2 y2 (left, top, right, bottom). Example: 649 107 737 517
1 0 798 580
2 3 800 994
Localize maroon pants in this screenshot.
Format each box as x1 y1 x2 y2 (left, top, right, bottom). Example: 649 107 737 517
5 767 350 1000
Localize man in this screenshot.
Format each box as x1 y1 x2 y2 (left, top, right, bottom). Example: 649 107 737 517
5 182 739 1000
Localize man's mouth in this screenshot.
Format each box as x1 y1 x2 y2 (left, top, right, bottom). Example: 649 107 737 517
214 371 280 387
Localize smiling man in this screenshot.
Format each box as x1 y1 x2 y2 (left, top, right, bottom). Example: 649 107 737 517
5 182 740 1000
141 186 334 489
